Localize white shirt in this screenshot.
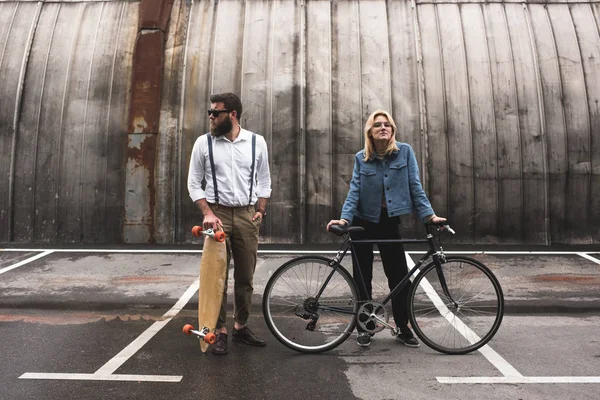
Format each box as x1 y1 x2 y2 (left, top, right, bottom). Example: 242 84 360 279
188 128 272 207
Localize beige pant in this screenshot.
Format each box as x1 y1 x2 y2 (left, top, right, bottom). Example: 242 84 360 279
210 204 260 328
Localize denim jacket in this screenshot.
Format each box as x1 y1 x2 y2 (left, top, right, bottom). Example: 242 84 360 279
340 142 434 224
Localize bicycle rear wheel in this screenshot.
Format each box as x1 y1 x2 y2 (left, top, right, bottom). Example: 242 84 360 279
408 256 504 355
262 256 359 353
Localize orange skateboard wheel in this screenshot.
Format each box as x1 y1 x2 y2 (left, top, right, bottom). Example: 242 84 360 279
182 324 194 335
191 225 203 237
204 332 216 344
214 231 226 242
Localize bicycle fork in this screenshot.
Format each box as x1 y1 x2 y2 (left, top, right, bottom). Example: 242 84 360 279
433 255 459 309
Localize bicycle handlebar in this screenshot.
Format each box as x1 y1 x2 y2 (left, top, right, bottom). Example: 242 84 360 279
424 220 456 235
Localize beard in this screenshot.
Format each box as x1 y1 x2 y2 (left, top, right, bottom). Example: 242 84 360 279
210 115 233 137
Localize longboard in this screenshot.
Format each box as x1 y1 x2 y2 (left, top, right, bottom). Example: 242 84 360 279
183 225 227 352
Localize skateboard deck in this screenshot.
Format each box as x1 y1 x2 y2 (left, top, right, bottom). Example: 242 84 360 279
190 225 227 352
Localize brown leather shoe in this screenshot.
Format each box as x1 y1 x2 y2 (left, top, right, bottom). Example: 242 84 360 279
232 326 266 347
211 332 228 355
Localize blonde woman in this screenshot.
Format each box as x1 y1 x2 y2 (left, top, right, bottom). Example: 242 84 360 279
327 110 446 348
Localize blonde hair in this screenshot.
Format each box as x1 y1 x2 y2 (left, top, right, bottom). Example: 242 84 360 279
363 110 399 161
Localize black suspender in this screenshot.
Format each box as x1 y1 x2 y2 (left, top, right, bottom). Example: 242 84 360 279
248 133 256 206
206 133 219 204
206 132 256 206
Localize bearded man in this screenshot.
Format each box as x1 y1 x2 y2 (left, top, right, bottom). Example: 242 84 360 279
187 92 272 355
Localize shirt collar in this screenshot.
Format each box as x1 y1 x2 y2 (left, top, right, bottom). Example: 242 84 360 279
368 146 398 162
213 126 251 143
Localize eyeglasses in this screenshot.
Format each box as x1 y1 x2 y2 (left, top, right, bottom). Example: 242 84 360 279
207 109 232 117
373 122 392 128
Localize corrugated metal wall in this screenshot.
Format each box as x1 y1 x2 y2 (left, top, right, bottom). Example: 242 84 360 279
0 0 137 243
1 0 599 244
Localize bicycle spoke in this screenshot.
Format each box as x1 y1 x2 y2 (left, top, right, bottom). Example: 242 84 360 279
263 257 359 353
410 257 503 354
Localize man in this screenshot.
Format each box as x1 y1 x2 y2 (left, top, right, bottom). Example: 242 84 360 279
188 92 272 355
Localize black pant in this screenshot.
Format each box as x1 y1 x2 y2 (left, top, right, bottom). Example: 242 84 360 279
351 211 410 333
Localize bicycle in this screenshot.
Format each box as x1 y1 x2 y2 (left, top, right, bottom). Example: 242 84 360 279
262 221 504 354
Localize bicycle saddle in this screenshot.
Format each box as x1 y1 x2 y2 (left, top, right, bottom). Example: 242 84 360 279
328 224 365 236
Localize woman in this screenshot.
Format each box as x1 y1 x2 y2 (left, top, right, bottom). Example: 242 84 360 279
327 110 446 348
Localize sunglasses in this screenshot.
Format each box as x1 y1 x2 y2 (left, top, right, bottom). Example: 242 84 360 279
207 109 232 117
373 122 392 128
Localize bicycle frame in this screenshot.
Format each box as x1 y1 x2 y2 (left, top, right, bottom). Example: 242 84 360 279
313 230 455 315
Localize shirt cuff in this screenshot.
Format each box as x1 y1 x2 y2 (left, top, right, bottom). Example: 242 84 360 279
189 190 206 203
256 188 272 198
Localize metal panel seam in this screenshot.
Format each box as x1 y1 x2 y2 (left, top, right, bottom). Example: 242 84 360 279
328 0 333 246
412 0 429 191
209 0 219 97
104 2 126 242
481 3 501 239
524 2 550 245
543 3 568 244
56 3 85 239
457 3 475 241
568 3 593 242
176 0 193 242
268 0 275 241
0 4 18 73
384 1 393 113
33 4 61 241
502 3 524 240
299 0 306 244
9 2 42 241
80 2 105 241
434 3 450 218
357 0 363 147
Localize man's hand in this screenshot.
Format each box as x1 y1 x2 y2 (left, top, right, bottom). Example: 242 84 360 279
326 219 348 232
252 212 262 222
202 212 223 231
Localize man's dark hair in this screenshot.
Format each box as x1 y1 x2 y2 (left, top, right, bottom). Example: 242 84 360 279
210 92 242 121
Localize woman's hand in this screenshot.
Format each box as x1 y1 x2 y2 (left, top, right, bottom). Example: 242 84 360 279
326 219 348 232
428 215 447 224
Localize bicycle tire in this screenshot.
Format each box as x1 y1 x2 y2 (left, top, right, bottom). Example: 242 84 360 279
408 256 504 355
262 256 359 354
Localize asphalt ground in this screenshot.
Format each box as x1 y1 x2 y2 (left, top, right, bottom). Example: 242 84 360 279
1 248 599 313
0 245 599 399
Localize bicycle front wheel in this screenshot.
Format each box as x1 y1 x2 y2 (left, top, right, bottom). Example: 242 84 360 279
409 256 504 355
262 256 359 354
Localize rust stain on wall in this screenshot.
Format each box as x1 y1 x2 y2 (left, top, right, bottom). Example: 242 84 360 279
124 0 175 243
126 134 157 242
139 0 175 31
128 31 164 134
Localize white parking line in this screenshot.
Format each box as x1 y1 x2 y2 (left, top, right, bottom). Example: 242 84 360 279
421 254 600 385
20 279 200 383
578 253 600 265
0 251 53 275
405 254 523 379
19 373 182 383
2 248 598 255
438 376 600 384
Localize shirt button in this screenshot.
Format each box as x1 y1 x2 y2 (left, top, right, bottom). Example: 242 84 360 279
385 174 388 178
388 200 391 203
387 187 390 190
